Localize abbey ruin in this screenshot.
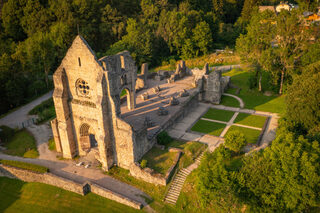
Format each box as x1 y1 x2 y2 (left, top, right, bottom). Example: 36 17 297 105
51 35 229 171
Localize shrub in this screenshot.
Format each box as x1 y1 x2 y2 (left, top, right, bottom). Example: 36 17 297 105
156 131 173 146
0 125 15 143
247 74 257 89
0 160 48 173
140 159 147 168
29 98 54 115
224 130 247 152
48 138 56 151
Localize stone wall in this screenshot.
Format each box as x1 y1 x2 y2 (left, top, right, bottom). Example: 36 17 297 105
0 164 142 209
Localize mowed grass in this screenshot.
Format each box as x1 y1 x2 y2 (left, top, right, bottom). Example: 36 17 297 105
223 68 285 114
3 130 39 158
191 120 226 136
0 160 48 173
140 147 177 175
202 108 235 122
220 95 240 108
0 177 139 213
226 126 261 144
234 113 267 128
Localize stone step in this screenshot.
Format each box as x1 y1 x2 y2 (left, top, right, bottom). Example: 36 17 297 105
169 186 183 191
165 196 178 201
170 184 184 189
167 193 179 198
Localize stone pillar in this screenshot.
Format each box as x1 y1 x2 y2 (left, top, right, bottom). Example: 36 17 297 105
203 63 209 74
127 90 136 110
57 121 77 158
141 63 148 88
51 118 62 152
97 133 114 171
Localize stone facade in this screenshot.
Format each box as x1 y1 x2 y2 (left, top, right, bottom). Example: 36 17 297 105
51 35 148 171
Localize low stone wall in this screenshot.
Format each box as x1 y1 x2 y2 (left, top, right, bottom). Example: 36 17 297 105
0 164 142 209
90 183 142 209
130 151 181 186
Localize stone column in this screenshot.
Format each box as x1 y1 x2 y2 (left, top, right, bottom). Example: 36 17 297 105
51 119 62 152
141 63 148 88
127 90 136 110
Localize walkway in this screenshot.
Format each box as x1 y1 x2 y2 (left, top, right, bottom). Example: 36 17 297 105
0 91 53 128
0 153 150 206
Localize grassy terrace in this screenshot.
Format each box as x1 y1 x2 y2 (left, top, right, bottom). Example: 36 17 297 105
28 98 56 124
202 108 234 122
234 113 267 128
3 129 39 158
226 126 261 144
223 68 285 114
140 147 177 175
0 177 139 213
220 95 240 108
191 120 226 136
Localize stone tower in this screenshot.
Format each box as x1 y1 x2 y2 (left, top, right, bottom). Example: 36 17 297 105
51 36 147 171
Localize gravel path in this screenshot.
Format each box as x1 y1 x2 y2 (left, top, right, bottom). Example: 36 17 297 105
0 91 53 128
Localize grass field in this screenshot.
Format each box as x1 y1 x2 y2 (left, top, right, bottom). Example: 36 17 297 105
202 108 234 122
220 95 240 108
226 126 261 144
140 147 177 175
0 160 48 173
223 68 285 114
0 177 139 213
3 129 39 158
234 113 267 128
191 120 226 136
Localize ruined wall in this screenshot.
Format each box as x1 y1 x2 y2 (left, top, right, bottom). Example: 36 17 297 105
203 70 222 104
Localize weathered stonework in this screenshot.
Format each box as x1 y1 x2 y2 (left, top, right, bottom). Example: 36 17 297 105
51 36 148 171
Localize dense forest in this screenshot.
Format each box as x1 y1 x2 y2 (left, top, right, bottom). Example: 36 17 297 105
1 0 317 115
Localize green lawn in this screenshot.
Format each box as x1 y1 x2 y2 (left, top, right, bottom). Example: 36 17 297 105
202 108 235 122
0 160 48 173
3 129 39 158
220 95 240 108
223 68 285 114
140 147 177 175
226 126 261 144
191 120 226 136
234 113 267 128
167 141 207 168
28 98 56 124
0 177 139 213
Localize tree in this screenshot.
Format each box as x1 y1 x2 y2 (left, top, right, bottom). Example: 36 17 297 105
236 10 276 91
286 61 320 136
192 21 212 55
224 130 247 152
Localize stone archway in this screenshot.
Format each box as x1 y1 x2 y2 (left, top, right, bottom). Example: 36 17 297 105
120 87 135 111
79 123 97 153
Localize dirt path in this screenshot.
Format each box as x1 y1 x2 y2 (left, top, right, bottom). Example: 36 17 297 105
0 91 53 128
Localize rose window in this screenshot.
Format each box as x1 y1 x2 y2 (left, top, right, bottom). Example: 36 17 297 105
76 79 90 96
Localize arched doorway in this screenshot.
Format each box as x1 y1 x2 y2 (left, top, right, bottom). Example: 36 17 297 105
79 123 97 153
120 87 135 112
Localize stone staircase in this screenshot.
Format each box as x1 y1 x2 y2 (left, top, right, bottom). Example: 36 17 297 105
164 152 205 204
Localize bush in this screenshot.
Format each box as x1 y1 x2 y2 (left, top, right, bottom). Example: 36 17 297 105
48 138 56 151
0 160 48 173
140 159 147 169
29 98 54 115
156 131 173 146
0 125 15 143
224 130 247 152
247 74 257 89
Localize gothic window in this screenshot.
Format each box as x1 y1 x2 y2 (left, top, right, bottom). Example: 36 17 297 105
76 79 90 96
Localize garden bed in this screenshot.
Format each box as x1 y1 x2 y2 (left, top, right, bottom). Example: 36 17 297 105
191 120 226 136
202 108 234 122
226 126 261 144
234 113 267 128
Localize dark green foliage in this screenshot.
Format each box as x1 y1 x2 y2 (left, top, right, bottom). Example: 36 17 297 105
156 131 173 146
48 138 56 151
0 125 15 143
29 98 56 124
0 160 48 173
286 62 320 137
247 73 257 89
224 130 246 152
140 159 148 169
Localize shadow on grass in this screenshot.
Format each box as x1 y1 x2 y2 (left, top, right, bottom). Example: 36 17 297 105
223 69 285 114
0 177 24 212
